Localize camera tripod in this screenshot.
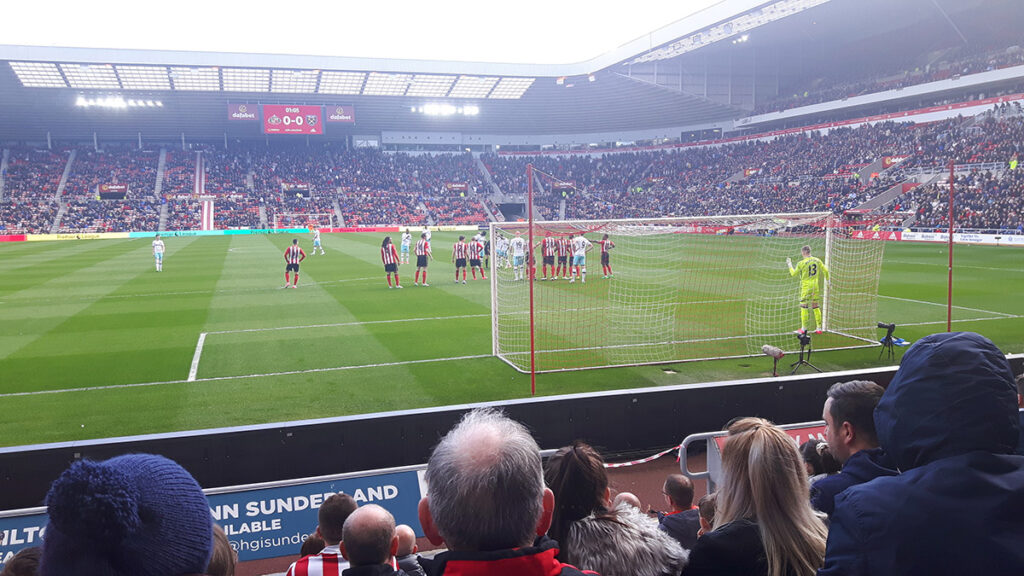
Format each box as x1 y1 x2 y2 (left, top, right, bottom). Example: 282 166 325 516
790 335 822 375
879 328 897 361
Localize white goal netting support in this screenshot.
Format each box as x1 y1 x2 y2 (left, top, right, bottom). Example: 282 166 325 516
490 213 885 374
273 212 337 229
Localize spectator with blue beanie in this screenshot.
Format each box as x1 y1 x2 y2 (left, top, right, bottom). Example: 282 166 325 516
40 453 213 576
819 332 1024 576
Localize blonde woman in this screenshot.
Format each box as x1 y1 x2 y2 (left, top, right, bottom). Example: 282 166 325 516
683 418 827 576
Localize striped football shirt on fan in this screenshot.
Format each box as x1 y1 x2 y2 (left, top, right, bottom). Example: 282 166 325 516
468 241 483 260
416 239 431 256
284 547 349 576
285 245 305 264
453 241 468 259
381 243 399 265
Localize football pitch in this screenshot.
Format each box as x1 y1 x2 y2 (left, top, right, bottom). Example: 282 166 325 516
0 232 1021 447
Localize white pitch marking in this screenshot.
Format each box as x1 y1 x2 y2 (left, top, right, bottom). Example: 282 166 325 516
885 259 1024 273
187 333 207 381
0 354 492 399
895 315 1022 327
877 294 1017 318
206 314 490 335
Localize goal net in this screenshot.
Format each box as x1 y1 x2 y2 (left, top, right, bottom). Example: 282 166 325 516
273 212 337 229
490 213 885 373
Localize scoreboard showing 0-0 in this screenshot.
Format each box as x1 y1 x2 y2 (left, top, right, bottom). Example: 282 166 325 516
262 104 323 135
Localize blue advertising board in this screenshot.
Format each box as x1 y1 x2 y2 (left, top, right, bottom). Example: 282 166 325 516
0 468 424 568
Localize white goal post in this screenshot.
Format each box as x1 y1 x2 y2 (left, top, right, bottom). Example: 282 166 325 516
489 213 886 374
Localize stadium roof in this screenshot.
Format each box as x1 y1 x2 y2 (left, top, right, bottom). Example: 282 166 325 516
0 0 1013 141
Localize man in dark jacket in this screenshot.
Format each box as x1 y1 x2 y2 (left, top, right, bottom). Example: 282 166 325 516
1017 373 1024 456
418 408 598 576
658 474 701 550
818 332 1024 576
810 380 897 515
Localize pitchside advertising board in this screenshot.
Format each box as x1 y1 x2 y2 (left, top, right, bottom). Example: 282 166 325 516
0 469 425 567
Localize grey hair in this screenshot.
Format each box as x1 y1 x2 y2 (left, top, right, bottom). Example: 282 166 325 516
424 408 544 551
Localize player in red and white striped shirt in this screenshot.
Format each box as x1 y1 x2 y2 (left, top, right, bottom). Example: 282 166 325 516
283 238 306 289
539 232 558 280
556 236 571 280
598 234 615 278
452 236 469 284
381 236 402 289
468 238 487 280
414 233 433 286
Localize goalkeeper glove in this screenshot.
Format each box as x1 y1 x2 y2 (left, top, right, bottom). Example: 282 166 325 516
786 257 792 268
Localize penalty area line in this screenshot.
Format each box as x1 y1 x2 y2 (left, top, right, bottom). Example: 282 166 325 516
1 354 493 399
877 294 1017 318
187 333 207 382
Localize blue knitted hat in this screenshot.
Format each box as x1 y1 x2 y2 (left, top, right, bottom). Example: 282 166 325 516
41 453 213 576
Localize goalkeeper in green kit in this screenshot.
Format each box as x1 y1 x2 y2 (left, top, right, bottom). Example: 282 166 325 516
787 245 829 335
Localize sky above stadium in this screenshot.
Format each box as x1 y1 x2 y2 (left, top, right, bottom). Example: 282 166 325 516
3 0 723 65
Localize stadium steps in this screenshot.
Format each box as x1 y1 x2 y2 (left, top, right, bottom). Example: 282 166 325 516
333 199 345 227
54 148 76 202
158 203 168 231
420 201 436 226
478 195 498 223
726 169 747 183
154 148 167 197
474 156 505 200
258 205 268 228
559 198 567 220
0 148 8 201
860 158 888 180
854 178 919 211
49 202 67 234
246 169 255 192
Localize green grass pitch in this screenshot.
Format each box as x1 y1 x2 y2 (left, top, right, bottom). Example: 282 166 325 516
0 232 1021 447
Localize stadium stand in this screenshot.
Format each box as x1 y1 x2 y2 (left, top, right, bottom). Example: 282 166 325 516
0 147 67 233
754 43 1024 115
3 113 1023 232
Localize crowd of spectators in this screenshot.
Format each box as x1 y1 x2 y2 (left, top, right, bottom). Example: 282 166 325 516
0 200 58 234
4 113 1024 232
22 330 1021 576
3 147 67 201
163 149 197 195
62 146 159 200
203 149 251 195
212 197 261 229
59 199 160 233
896 168 1024 232
0 147 67 233
754 44 1024 115
164 200 201 231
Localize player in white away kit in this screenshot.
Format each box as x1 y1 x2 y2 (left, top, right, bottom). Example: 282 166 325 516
152 234 165 272
400 229 413 264
569 234 593 283
495 234 510 268
311 228 325 255
509 232 527 281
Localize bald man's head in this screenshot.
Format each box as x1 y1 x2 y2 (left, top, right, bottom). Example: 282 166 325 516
341 505 398 567
396 524 418 556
